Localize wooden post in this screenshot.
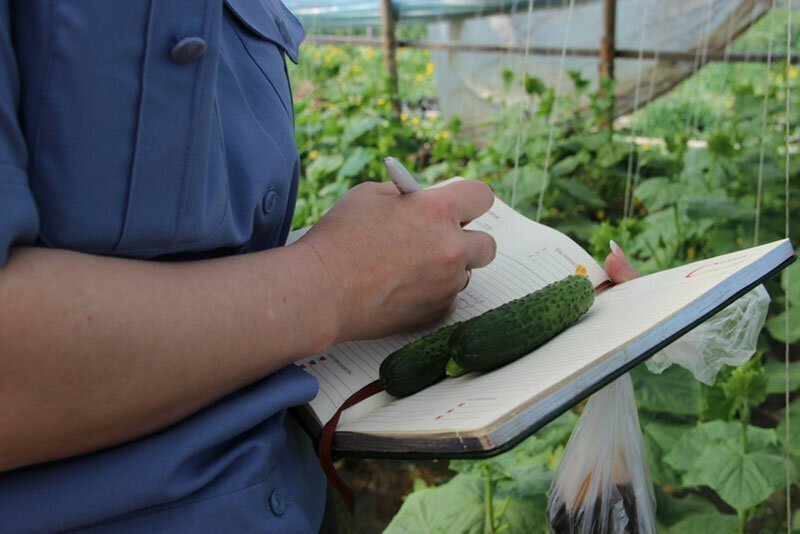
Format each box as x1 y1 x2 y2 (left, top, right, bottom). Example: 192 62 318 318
380 0 401 115
599 0 616 128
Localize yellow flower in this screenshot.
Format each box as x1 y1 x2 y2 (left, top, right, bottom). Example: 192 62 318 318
435 134 442 141
441 130 451 139
414 73 425 82
377 97 386 106
323 56 332 64
789 66 799 79
400 113 409 122
354 96 363 106
642 143 650 151
313 52 322 60
351 65 363 74
308 150 318 160
425 62 434 75
411 117 421 125
366 47 376 59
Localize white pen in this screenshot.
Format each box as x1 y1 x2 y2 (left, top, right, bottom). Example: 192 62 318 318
384 157 421 194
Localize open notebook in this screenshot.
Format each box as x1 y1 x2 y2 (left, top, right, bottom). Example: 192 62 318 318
288 195 795 459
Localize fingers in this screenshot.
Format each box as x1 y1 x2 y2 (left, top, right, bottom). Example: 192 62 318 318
605 241 639 283
353 180 400 196
462 230 497 269
429 180 495 225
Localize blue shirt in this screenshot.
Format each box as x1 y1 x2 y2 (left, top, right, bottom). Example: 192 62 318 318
0 1 326 531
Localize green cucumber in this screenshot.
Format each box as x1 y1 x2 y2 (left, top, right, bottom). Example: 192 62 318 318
450 275 594 373
379 323 460 397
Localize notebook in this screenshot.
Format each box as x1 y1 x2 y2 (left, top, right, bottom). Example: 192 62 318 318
287 192 795 459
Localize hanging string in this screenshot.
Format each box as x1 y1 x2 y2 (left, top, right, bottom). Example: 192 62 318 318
504 0 522 72
708 3 739 135
754 1 777 246
783 1 792 531
689 0 715 137
622 0 652 222
536 0 577 221
629 29 665 220
511 0 538 208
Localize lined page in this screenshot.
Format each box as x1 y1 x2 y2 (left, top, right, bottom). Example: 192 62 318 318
336 240 791 436
292 194 607 425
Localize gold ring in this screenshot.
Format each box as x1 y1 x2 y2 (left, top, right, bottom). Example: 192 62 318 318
461 269 472 291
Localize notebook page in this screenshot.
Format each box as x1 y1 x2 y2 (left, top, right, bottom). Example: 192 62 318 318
336 240 789 436
292 195 607 426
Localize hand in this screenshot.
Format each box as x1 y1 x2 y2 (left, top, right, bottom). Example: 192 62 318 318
296 180 497 342
605 240 640 283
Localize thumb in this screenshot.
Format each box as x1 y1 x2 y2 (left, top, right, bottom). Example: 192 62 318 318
605 240 640 283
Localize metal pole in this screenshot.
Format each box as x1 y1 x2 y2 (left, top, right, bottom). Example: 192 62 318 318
599 0 616 80
380 0 401 115
599 0 616 128
305 35 800 64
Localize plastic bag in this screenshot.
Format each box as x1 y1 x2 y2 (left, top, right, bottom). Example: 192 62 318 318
645 284 771 385
547 373 656 534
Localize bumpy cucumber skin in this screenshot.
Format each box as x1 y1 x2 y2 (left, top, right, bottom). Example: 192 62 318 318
450 275 595 373
379 323 460 397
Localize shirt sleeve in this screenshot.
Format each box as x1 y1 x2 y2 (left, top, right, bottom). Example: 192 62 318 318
0 0 39 268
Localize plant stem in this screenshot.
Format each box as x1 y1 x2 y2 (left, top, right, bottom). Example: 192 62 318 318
484 475 495 534
673 203 683 263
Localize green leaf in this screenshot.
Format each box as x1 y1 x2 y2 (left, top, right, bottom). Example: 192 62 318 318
684 197 753 222
655 487 718 528
386 467 553 534
554 179 606 209
782 253 800 305
594 141 629 168
707 131 736 158
305 154 344 182
642 420 693 486
664 420 776 476
692 440 790 512
633 178 689 211
721 358 768 416
343 115 380 144
766 311 800 343
631 365 701 416
384 473 485 534
777 401 800 462
336 148 373 180
549 155 582 177
665 513 738 534
523 74 545 96
763 359 800 394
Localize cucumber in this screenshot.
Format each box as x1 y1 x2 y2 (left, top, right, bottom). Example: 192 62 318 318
379 323 460 397
450 275 594 373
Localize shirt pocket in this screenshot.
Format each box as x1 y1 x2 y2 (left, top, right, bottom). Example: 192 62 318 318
223 0 305 124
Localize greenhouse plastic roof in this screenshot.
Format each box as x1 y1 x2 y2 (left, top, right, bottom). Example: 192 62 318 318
284 0 593 28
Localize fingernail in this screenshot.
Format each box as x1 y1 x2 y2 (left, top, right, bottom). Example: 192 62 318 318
610 240 628 264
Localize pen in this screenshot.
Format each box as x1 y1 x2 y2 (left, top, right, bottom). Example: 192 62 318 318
384 157 421 194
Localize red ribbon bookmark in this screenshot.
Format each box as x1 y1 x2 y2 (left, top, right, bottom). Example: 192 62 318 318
317 379 384 517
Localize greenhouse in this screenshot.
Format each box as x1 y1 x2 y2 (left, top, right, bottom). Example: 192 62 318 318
0 0 796 532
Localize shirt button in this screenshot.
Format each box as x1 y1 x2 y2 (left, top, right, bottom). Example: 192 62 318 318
268 490 285 516
170 37 207 64
262 190 279 214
